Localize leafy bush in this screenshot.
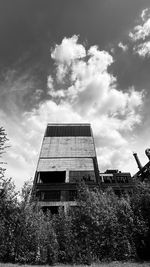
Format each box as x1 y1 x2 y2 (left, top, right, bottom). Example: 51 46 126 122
130 181 150 260
68 183 136 263
1 176 150 264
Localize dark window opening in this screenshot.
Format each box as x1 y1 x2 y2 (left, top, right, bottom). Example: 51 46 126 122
36 191 40 199
100 175 130 184
103 176 112 183
114 189 128 197
114 190 121 197
45 125 91 137
69 171 95 183
116 176 129 183
43 191 61 201
40 171 66 183
69 190 77 201
42 206 59 215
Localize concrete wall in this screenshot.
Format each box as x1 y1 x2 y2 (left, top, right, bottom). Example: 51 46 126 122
40 136 96 158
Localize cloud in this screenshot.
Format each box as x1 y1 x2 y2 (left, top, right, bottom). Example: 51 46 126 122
129 17 150 41
129 9 150 58
141 8 149 21
0 68 44 116
118 42 128 52
51 35 86 83
48 36 143 124
51 35 86 64
134 41 150 57
1 35 145 189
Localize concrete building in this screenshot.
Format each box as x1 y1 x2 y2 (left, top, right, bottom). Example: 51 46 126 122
33 123 99 213
99 170 134 196
33 123 134 212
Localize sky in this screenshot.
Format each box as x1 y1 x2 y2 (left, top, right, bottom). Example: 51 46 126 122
1 0 150 189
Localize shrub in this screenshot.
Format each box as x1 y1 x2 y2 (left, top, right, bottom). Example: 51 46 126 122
1 178 150 263
131 181 150 260
69 183 136 263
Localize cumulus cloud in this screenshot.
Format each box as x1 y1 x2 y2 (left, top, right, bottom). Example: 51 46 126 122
48 35 143 123
2 35 144 188
134 41 150 57
51 35 86 83
51 35 86 64
129 9 150 57
129 16 150 41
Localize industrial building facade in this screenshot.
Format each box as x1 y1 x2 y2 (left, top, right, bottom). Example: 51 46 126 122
33 123 133 212
99 169 133 196
33 123 99 212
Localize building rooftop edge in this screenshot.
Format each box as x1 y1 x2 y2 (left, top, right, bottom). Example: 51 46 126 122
46 123 91 126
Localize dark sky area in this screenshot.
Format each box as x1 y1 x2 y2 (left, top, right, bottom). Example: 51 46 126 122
0 0 150 92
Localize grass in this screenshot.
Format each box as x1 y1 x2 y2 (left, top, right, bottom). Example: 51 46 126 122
0 262 150 267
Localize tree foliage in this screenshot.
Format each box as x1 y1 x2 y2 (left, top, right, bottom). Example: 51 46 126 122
0 127 8 181
0 178 19 261
0 127 150 264
0 180 150 264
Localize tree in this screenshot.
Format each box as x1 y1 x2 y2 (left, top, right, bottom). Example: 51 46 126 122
69 182 136 263
0 178 19 261
0 127 8 181
131 181 150 260
0 127 19 261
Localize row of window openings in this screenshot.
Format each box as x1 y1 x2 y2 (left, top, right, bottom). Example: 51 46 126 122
36 172 130 184
36 190 77 202
37 188 133 202
37 171 95 184
100 175 130 184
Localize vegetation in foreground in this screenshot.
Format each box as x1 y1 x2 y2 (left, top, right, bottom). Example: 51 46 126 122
0 261 150 267
0 178 150 265
1 127 150 265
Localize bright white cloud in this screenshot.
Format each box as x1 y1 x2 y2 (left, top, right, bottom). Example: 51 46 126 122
48 36 143 123
129 9 150 58
134 41 150 57
129 18 150 41
129 8 150 42
51 35 86 83
51 35 86 64
1 35 145 189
